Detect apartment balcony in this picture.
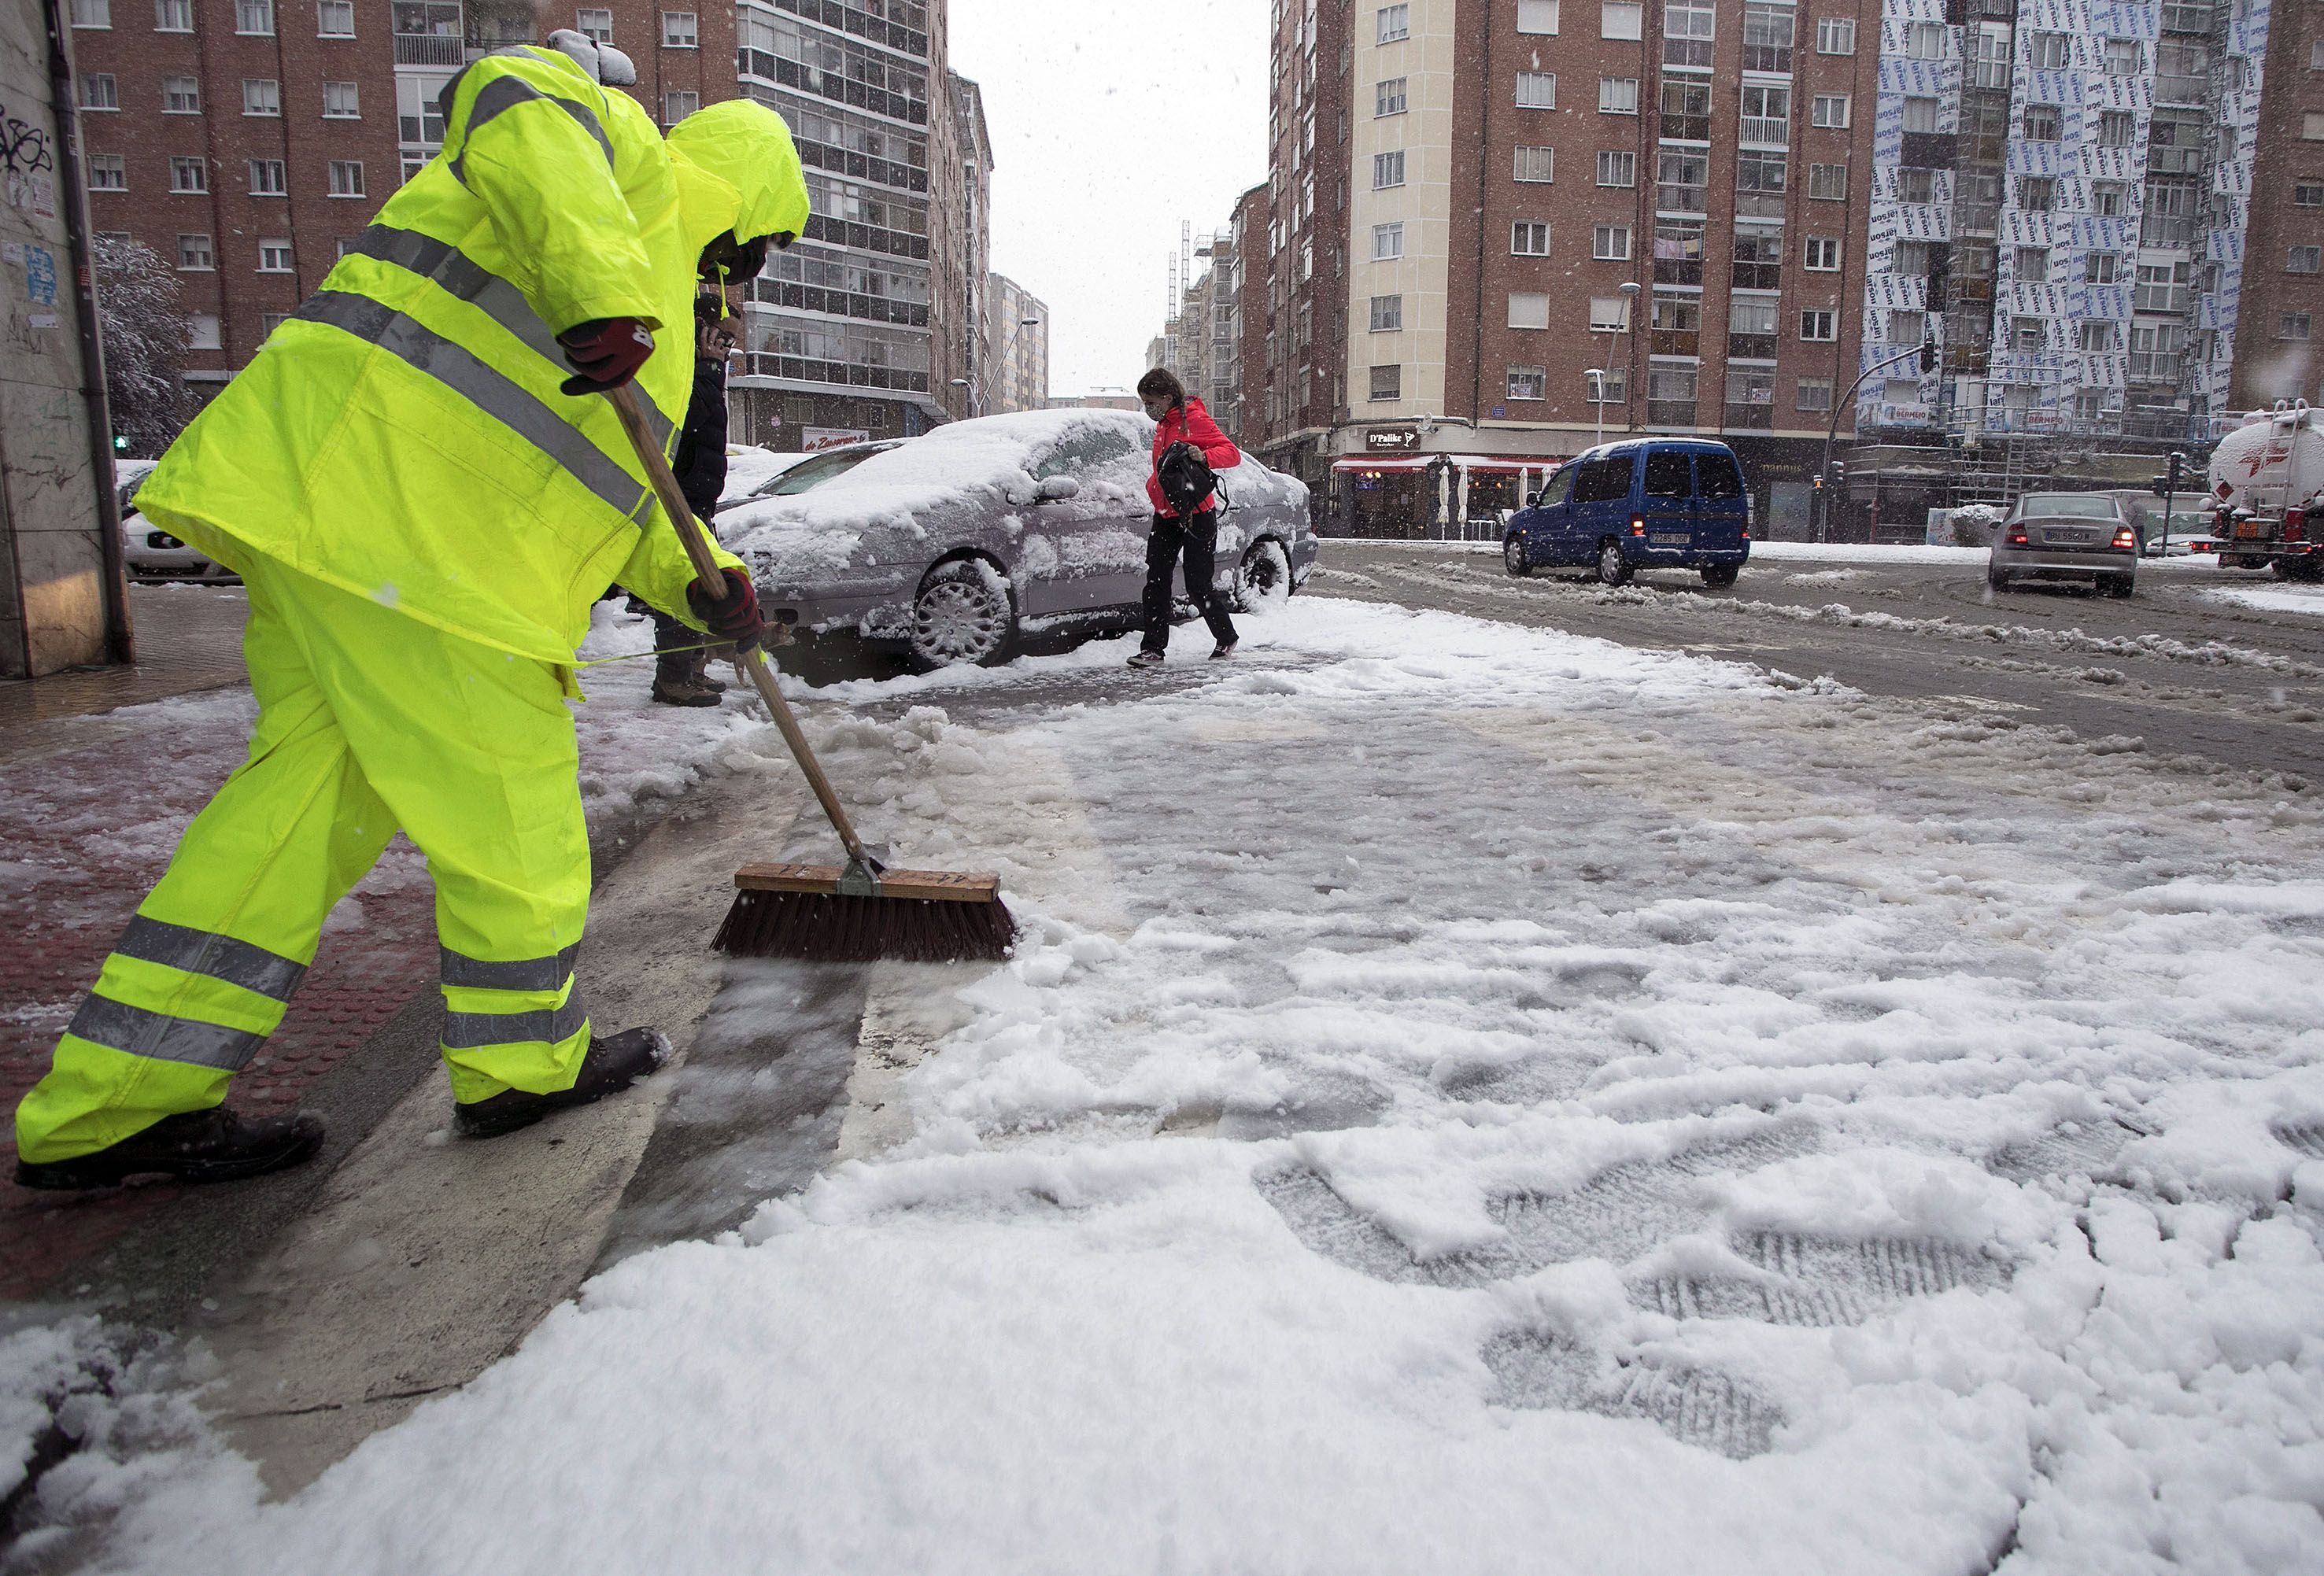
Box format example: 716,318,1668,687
1650,328,1701,356
1739,116,1789,146
1727,334,1779,360
1656,184,1708,214
393,31,464,65
1659,114,1710,141
1738,44,1792,72
1646,401,1698,426
1734,190,1787,220
1653,257,1703,285
1723,402,1775,430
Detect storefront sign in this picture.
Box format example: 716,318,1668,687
803,426,871,451
1364,427,1421,453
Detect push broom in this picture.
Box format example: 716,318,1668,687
604,383,1016,964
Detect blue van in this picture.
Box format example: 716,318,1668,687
1502,439,1752,588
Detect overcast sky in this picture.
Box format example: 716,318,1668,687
949,0,1272,398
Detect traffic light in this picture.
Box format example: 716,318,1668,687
112,433,129,452
1918,336,1938,374
2152,452,2186,498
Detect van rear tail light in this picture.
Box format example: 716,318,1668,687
1631,517,1646,536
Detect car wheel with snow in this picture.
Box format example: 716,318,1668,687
2099,574,2135,599
1502,535,1531,578
1595,540,1633,587
908,559,1016,670
1234,538,1294,614
1986,565,2011,592
1699,563,1738,589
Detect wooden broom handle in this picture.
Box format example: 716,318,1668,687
606,382,872,865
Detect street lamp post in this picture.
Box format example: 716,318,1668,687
1590,281,1641,449
1815,336,1938,543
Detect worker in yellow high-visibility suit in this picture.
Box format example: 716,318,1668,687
13,50,807,1188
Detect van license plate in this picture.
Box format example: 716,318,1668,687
1649,533,1688,546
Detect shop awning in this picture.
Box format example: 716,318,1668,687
1331,454,1568,475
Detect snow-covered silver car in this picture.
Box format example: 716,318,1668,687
1988,492,2137,597
720,410,1316,669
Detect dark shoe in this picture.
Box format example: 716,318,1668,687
1125,649,1165,669
695,670,728,693
453,1028,671,1139
651,677,721,707
14,1106,324,1190
1210,640,1239,660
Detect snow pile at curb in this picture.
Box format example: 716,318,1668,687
20,599,2324,1573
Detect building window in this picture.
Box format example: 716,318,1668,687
1731,297,1779,336
249,157,286,194
1602,0,1642,37
1811,94,1849,129
1369,364,1402,401
1600,76,1639,113
1593,223,1631,260
1888,309,1926,343
1376,76,1407,115
2017,176,2056,211
70,0,109,26
153,0,191,30
1664,0,1713,66
1657,148,1707,209
2285,314,2315,341
2015,246,2049,283
324,80,360,116
2012,317,2046,352
1895,240,1930,274
2306,113,2324,140
80,72,117,109
1512,220,1550,256
1376,4,1410,43
1515,145,1555,182
317,0,353,34
168,156,206,193
1737,149,1788,201
175,233,212,270
243,78,279,116
1517,71,1556,109
1370,294,1402,331
1509,292,1550,329
2104,38,2141,75
1796,377,1833,412
2029,31,2069,68
2135,261,2190,311
1800,236,1838,271
87,153,125,190
576,7,611,43
1648,363,1697,407
1518,0,1560,32
662,9,696,46
161,75,199,112
1742,1,1795,70
327,160,364,197
2078,320,2118,351
1507,366,1548,400
1592,295,1635,330
235,0,272,32
2088,180,2124,216
2023,104,2060,141
188,313,220,350
1587,368,1627,402
1598,149,1635,186
2293,247,2323,274
257,239,293,271
1808,163,1846,201
1371,221,1404,260
1816,16,1854,53
2097,110,2134,146
2296,183,2324,207
2086,252,2122,284
1373,149,1406,188
1901,95,1938,134
665,89,700,123
1904,20,1944,58
1800,308,1837,341
1897,168,1935,204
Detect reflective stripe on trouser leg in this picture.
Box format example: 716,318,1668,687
14,573,399,1164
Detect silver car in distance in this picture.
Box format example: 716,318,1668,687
1987,492,2138,598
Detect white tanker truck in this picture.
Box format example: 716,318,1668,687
2206,403,2324,578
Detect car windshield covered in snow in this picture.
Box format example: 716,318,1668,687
2017,494,2121,519
760,445,896,499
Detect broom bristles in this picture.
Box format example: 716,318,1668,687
714,887,1017,963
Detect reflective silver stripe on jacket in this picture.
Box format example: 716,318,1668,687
294,289,649,518
446,67,615,186
441,993,590,1050
67,994,266,1072
439,942,582,994
113,915,306,1003
343,225,674,449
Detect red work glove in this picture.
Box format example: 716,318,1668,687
557,317,655,396
687,568,765,653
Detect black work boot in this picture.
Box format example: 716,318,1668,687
453,1028,671,1139
651,675,721,707
14,1106,325,1190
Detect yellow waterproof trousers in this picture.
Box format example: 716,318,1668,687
15,556,594,1164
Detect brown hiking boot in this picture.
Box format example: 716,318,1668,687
651,676,722,707
14,1106,325,1190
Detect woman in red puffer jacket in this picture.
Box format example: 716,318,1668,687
1127,366,1243,667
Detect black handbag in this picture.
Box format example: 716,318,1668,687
1155,412,1217,518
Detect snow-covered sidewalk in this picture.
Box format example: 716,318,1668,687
14,597,2324,1574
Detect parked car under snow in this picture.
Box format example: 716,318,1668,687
718,410,1316,669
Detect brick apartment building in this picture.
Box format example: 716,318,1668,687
63,0,997,448
1243,0,2322,538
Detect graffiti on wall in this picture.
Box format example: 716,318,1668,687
0,98,56,220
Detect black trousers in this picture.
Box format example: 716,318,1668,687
1140,508,1240,653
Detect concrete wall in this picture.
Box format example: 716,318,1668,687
0,0,121,678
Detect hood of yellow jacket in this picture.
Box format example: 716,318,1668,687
666,100,811,246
